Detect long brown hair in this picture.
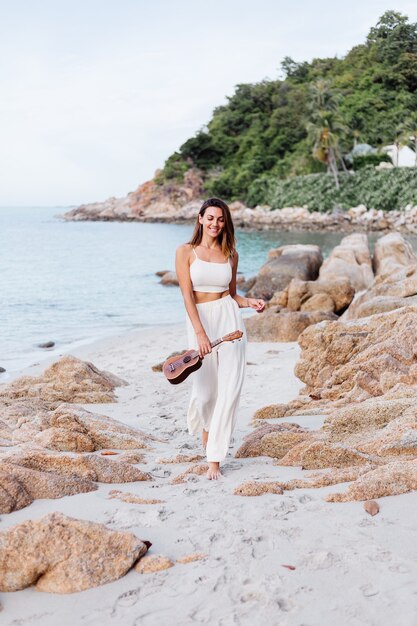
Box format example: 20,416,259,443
188,198,236,258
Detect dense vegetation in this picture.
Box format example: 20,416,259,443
158,11,417,210
249,168,417,212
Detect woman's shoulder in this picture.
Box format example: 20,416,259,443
176,243,194,257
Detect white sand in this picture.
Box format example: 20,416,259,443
1,324,417,626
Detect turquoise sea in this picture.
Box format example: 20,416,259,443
1,206,416,376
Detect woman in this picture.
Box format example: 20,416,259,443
175,198,265,480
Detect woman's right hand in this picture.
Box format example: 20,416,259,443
196,330,212,359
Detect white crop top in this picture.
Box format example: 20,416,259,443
190,247,232,293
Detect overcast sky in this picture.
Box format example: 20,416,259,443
1,0,417,206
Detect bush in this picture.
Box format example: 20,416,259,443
352,153,392,169
249,167,417,212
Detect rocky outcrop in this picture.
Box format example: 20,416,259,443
373,232,417,276
235,423,309,458
0,357,158,512
325,459,417,502
0,445,151,514
268,234,371,319
247,304,417,500
0,462,97,514
294,306,417,405
1,446,151,483
343,235,417,320
247,244,323,300
318,233,373,291
272,277,354,314
0,356,126,407
159,271,179,286
63,168,204,223
245,309,336,342
1,403,156,451
0,513,149,592
62,182,417,235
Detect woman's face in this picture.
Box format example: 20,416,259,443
199,206,225,239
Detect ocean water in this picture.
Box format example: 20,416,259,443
1,206,415,375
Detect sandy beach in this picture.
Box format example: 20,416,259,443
1,323,416,626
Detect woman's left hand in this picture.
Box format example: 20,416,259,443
247,297,265,313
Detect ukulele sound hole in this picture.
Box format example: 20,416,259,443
183,355,191,363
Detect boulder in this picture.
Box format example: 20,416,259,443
373,232,417,277
0,462,96,514
1,446,151,483
343,263,417,320
318,233,373,291
2,403,156,451
235,423,309,458
326,459,417,502
160,271,179,286
245,309,337,342
247,244,323,300
278,436,370,469
0,512,149,592
294,306,417,405
64,168,204,222
0,356,127,406
274,277,354,314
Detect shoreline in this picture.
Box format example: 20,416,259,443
59,205,417,235
3,321,185,383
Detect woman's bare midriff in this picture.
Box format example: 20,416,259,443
193,290,230,304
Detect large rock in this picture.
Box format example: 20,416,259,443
294,306,417,404
0,462,96,514
273,277,354,314
0,356,127,407
63,168,204,222
373,232,417,277
277,436,371,469
1,403,156,452
326,459,417,502
159,271,179,286
247,244,323,300
245,309,336,342
1,446,151,483
343,262,417,320
318,233,373,291
0,513,149,592
235,423,309,458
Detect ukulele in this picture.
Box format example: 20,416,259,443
163,330,243,385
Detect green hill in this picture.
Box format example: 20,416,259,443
157,11,417,210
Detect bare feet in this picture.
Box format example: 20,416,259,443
206,462,221,480
201,429,209,450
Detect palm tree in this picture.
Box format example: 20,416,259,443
398,113,417,166
306,80,348,188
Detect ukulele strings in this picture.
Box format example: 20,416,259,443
168,334,240,369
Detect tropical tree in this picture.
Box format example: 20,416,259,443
306,80,348,188
398,112,417,166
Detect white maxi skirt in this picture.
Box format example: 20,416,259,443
186,295,247,462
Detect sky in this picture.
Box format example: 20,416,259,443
1,0,417,206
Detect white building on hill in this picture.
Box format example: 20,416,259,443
383,144,416,167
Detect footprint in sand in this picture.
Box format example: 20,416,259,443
360,584,380,597
298,494,313,503
300,550,340,570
